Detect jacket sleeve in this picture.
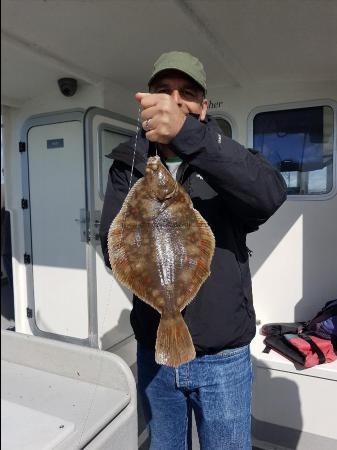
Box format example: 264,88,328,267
170,115,287,232
99,160,131,268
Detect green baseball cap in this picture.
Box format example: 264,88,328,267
148,51,207,92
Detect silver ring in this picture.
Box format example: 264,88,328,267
145,118,151,131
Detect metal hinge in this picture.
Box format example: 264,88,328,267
19,141,26,153
24,254,31,264
21,199,28,209
26,308,33,318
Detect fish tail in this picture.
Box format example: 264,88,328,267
155,310,196,367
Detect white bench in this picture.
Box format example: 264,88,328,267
1,330,137,450
251,327,337,450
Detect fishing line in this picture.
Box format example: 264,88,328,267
77,107,142,449
128,105,142,192
120,106,142,239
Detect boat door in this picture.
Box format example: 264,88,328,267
84,107,138,350
21,108,138,349
21,110,95,345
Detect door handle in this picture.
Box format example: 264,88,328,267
90,210,101,244
74,209,88,242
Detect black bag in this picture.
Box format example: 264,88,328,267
262,299,337,368
304,299,337,340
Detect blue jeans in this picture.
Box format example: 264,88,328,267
137,344,253,450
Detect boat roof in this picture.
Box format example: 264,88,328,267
2,0,337,107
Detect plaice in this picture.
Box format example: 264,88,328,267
108,156,215,367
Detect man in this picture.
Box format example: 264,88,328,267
100,51,287,450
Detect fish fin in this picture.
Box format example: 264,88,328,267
155,311,196,367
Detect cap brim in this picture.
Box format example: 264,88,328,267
148,67,206,92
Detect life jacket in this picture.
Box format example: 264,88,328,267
261,299,337,369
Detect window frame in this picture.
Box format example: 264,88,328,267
209,113,237,140
247,99,337,201
98,123,134,201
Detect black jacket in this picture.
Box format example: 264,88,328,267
100,114,287,354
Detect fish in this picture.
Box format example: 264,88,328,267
108,156,215,367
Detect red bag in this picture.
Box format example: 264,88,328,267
262,301,337,368
283,334,336,368
263,332,337,368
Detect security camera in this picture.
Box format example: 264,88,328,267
57,78,78,97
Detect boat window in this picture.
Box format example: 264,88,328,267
214,117,232,138
99,128,131,199
253,106,334,195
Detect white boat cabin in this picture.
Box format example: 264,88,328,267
1,1,337,449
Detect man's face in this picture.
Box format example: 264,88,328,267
149,70,208,121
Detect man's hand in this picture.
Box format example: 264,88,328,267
135,92,187,144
